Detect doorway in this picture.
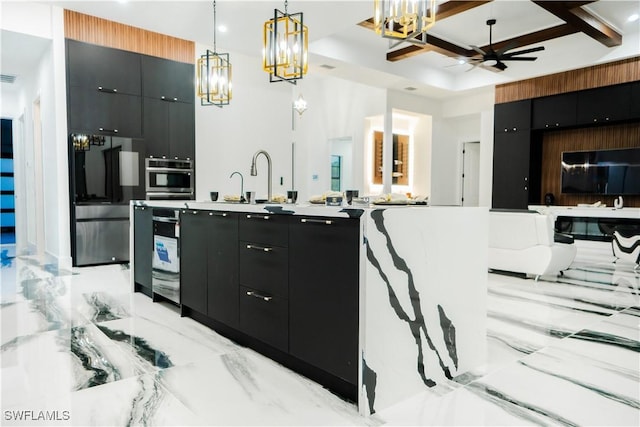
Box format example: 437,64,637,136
462,141,480,207
1,119,15,258
329,137,353,192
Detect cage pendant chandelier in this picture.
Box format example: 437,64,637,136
374,0,437,43
197,0,232,107
262,0,308,84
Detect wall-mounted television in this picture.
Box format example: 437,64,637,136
561,148,640,195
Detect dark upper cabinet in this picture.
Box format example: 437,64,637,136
133,206,153,292
288,216,359,385
494,99,531,133
180,210,208,315
492,132,531,210
68,86,142,137
532,93,577,130
142,55,194,103
631,81,640,119
67,39,141,96
577,84,633,125
143,97,194,160
207,211,239,329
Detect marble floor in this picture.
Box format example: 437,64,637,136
0,244,638,426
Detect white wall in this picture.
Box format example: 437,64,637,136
195,44,293,201
1,4,70,266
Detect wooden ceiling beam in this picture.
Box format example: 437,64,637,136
433,0,494,20
480,23,580,54
532,1,622,47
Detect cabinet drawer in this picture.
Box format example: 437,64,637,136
239,214,288,247
239,241,288,297
239,286,288,352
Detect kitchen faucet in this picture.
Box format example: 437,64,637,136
229,171,245,202
250,150,272,202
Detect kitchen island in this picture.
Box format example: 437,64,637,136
130,200,488,415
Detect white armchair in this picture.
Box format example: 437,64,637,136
612,231,640,270
489,210,577,280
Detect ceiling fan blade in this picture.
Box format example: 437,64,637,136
495,42,517,56
493,61,508,71
502,46,545,57
501,56,538,61
470,45,486,56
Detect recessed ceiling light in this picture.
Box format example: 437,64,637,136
628,13,639,22
458,59,466,65
218,25,228,33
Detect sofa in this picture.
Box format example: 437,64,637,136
489,210,577,280
612,231,640,270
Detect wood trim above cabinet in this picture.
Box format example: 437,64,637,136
64,9,195,64
496,56,640,104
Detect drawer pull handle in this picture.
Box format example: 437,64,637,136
301,218,333,225
98,127,118,133
246,291,272,302
246,244,272,252
97,86,117,93
209,212,228,217
160,96,178,102
246,214,270,220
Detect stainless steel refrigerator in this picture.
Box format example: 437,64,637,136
70,133,145,266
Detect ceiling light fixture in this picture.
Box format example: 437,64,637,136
293,94,308,115
373,0,437,44
263,0,308,84
197,0,232,107
628,13,639,22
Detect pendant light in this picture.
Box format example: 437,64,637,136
263,0,308,84
293,94,307,115
374,0,437,43
197,1,232,107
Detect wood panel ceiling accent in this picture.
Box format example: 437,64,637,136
359,0,622,64
64,10,195,64
495,56,640,103
540,123,640,207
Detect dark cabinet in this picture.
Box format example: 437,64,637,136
289,216,360,385
142,55,194,103
68,86,142,136
239,285,288,352
238,213,289,350
494,100,531,133
143,97,195,160
631,82,640,119
207,211,239,328
577,84,633,125
133,205,153,293
67,39,141,96
180,210,208,314
532,93,577,130
492,132,531,209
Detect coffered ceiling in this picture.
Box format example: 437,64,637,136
8,1,640,98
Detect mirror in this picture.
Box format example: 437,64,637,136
329,137,353,191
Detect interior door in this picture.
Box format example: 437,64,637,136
462,142,480,207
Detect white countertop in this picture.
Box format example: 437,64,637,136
132,199,432,219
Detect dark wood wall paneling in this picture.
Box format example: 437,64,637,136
495,56,640,207
64,10,195,64
539,123,640,207
495,57,640,103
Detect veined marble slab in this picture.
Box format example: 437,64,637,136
361,207,488,414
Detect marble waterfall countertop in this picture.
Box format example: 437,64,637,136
131,200,489,416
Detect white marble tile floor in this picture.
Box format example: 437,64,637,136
1,250,638,426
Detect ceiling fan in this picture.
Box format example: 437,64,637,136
468,19,545,71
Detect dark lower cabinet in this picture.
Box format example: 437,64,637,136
239,285,288,352
207,212,239,328
492,132,531,209
180,210,208,314
239,242,288,297
288,216,360,385
133,205,152,294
